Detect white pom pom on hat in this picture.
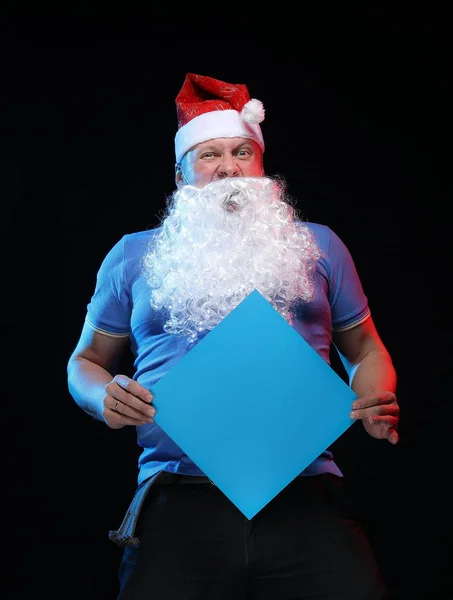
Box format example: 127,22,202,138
174,73,265,163
241,98,265,124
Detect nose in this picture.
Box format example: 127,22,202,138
217,154,240,178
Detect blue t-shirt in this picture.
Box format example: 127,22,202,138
86,222,370,484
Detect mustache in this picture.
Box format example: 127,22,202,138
169,176,296,222
222,190,240,212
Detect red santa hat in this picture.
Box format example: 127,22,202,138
174,73,265,164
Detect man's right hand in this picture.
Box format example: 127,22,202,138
103,374,155,429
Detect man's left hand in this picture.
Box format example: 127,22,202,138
350,392,399,444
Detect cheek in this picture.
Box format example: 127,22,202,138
240,159,264,177
192,164,217,185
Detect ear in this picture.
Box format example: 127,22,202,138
175,164,184,189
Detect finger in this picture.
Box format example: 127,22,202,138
370,405,400,419
108,377,154,418
368,414,399,427
366,414,399,444
352,392,396,410
111,397,155,423
114,375,154,403
387,428,399,445
110,389,155,420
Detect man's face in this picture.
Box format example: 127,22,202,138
176,137,264,189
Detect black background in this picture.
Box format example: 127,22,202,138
2,8,451,599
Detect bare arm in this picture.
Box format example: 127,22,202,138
333,316,399,444
67,322,155,428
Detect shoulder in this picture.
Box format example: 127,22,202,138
99,228,162,276
120,227,163,256
296,221,358,274
299,221,332,239
122,226,162,244
296,221,339,253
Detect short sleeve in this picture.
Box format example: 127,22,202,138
323,228,370,331
85,236,131,336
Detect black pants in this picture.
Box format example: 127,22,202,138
117,473,390,599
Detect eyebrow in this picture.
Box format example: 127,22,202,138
199,141,254,153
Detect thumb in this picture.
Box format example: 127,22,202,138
387,429,399,445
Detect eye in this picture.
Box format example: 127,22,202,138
200,152,217,159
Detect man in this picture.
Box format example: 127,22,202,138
67,73,399,599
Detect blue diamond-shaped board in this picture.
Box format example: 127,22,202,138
152,289,357,519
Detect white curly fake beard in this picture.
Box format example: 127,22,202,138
142,176,322,343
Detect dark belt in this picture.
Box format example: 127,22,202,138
108,471,214,548
157,472,215,485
